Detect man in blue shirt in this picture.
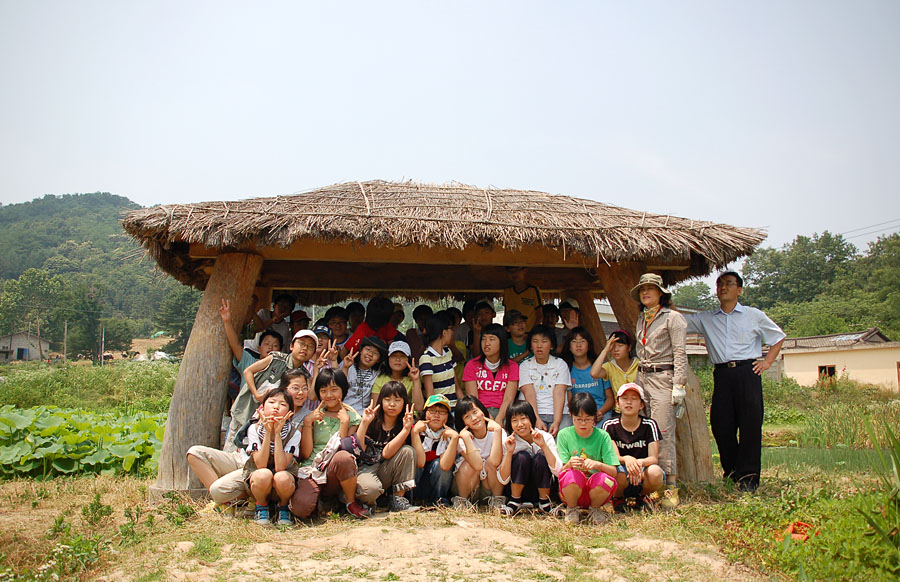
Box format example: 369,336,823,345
684,271,785,492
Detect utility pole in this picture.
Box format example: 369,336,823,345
100,324,105,366
63,321,67,362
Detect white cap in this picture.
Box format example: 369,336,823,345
616,382,647,402
388,340,411,357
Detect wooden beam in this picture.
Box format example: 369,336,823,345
189,238,691,270
257,261,602,293
152,252,263,496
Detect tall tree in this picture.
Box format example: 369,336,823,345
671,281,717,310
155,285,203,353
742,231,857,310
0,269,66,357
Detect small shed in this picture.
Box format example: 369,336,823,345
0,332,51,362
781,327,900,391
123,180,766,493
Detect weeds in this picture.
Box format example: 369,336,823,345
81,492,113,526
0,361,177,414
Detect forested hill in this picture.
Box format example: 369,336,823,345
0,193,139,280
0,193,201,357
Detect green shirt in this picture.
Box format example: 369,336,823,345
556,426,618,473
508,339,528,361
300,405,361,467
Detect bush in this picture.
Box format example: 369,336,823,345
0,361,177,414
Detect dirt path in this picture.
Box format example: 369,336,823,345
98,510,762,582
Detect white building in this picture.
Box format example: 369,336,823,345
0,332,52,362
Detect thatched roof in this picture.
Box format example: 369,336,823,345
122,180,766,296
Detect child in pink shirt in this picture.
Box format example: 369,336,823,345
462,323,519,422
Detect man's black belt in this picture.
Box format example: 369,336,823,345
638,364,675,373
714,359,756,369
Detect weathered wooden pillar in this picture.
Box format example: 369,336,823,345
152,252,263,496
567,290,605,351
596,261,644,332
598,261,714,482
676,367,716,482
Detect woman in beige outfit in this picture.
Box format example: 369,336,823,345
631,273,687,511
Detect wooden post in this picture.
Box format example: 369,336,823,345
675,367,716,482
567,290,605,351
596,261,645,332
598,261,715,483
151,252,263,497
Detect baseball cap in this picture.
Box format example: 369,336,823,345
423,394,452,412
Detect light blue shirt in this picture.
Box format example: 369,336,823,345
684,303,785,365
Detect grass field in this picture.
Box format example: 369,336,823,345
0,362,898,580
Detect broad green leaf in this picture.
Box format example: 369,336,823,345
108,444,137,458
0,412,33,430
122,453,140,472
36,442,64,456
51,458,77,473
81,449,112,466
0,441,31,464
132,418,158,433
33,415,66,431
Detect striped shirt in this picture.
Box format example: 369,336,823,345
420,346,457,404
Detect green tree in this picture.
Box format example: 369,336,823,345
155,285,203,353
0,269,66,357
742,231,857,310
671,281,717,310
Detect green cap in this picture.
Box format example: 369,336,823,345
423,394,452,413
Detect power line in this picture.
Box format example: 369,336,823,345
839,218,900,236
844,224,900,241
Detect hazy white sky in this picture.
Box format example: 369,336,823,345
2,1,899,252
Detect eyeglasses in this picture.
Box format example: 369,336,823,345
716,281,739,288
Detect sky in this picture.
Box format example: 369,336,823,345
2,1,899,255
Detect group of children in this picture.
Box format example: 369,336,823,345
187,293,669,526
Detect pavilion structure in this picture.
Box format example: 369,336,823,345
123,180,766,494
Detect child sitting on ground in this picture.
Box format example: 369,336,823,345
601,383,665,511
450,396,506,510
242,387,302,526
497,401,561,516
556,393,619,524
410,394,458,507
355,381,418,511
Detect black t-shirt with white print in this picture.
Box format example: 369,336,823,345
601,416,661,461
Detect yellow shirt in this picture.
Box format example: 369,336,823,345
503,285,542,330
371,375,415,399
601,358,640,391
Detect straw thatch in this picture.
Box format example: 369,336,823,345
122,180,766,292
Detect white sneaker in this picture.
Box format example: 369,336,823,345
564,507,581,524
487,495,507,511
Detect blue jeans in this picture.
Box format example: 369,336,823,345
414,458,452,506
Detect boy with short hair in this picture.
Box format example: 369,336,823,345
503,309,530,364
411,394,458,506
601,383,665,511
